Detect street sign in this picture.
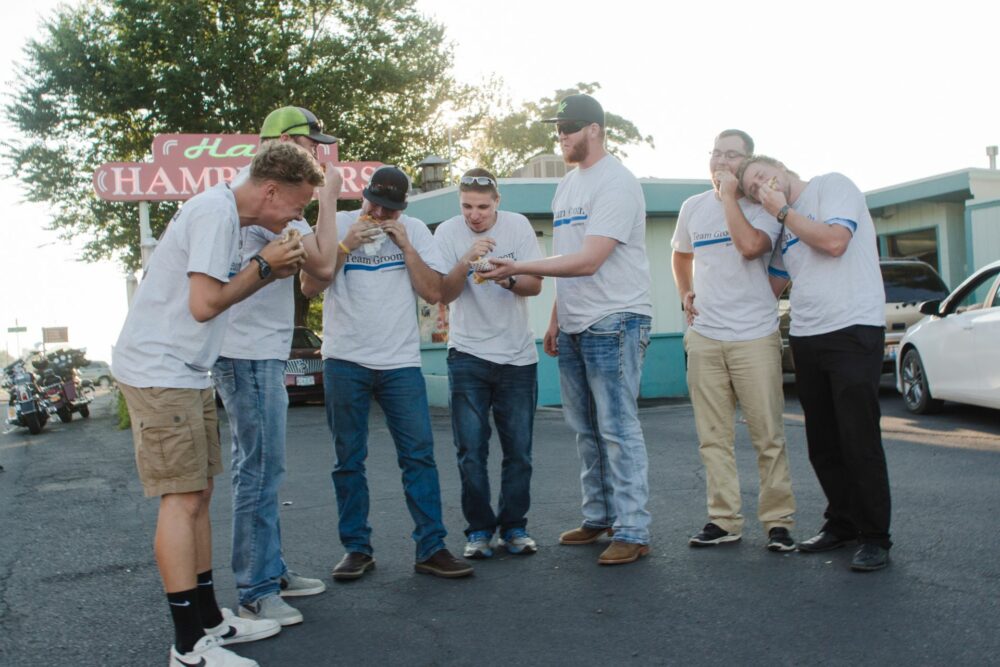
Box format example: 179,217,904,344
42,327,69,344
7,327,27,333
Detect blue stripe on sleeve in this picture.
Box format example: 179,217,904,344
826,217,858,233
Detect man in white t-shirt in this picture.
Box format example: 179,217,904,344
671,130,797,553
739,155,892,573
301,166,473,580
213,107,341,628
435,168,544,560
481,94,654,566
112,142,322,667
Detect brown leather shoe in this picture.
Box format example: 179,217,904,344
414,549,474,578
559,525,614,545
598,540,651,565
331,552,375,581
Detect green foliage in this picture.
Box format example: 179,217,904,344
454,81,655,178
116,389,131,430
5,0,458,270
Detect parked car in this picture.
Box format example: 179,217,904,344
285,327,324,404
895,259,1000,414
77,360,114,387
778,258,950,373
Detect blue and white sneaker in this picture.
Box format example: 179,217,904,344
463,530,494,559
500,528,538,555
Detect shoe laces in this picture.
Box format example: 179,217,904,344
506,528,529,541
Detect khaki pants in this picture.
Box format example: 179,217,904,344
684,329,795,533
119,383,222,497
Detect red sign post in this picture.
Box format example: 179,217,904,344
93,134,381,202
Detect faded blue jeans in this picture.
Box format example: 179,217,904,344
557,312,652,544
447,349,537,537
212,357,288,606
324,360,448,562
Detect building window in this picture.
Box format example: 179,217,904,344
882,228,938,270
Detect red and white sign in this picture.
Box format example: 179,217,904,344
93,134,381,202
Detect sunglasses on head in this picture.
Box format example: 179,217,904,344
280,118,325,135
368,183,404,197
556,121,590,136
460,176,497,187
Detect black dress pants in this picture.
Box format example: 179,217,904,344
790,325,892,549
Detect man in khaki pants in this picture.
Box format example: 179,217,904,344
671,129,796,552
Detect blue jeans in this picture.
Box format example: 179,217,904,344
557,313,652,544
212,357,288,606
447,349,537,537
323,360,447,562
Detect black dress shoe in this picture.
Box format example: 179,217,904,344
331,552,375,580
797,530,855,553
851,544,890,572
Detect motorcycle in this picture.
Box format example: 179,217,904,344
3,360,50,435
32,349,93,422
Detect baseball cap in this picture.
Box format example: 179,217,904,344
259,106,339,144
363,166,409,211
541,94,605,127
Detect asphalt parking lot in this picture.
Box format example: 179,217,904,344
1,386,998,666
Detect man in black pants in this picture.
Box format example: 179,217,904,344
739,155,892,572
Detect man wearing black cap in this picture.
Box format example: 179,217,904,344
301,166,473,580
213,106,341,628
481,94,654,566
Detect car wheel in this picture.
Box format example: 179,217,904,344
900,348,943,414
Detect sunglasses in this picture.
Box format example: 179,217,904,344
279,118,325,135
460,176,497,187
368,183,405,198
556,121,591,136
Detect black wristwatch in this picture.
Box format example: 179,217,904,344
250,254,272,280
504,276,518,290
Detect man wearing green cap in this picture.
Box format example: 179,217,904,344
480,93,654,566
213,106,342,628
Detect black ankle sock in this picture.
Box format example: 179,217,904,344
167,588,205,654
196,570,225,629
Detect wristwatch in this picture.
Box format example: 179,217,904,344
250,254,272,280
504,276,518,290
776,205,791,223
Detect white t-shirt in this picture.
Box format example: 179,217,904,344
767,173,886,337
672,189,783,341
321,209,448,369
434,211,542,366
220,218,314,360
112,184,242,388
551,154,653,334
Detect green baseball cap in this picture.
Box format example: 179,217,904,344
259,106,338,144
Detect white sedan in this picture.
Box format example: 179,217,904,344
896,259,1000,413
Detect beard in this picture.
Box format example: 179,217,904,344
562,138,589,165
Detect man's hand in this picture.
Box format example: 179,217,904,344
478,256,517,281
758,181,788,217
342,218,377,252
682,290,699,326
461,237,496,264
319,163,343,205
715,170,740,200
381,219,411,251
258,236,306,278
543,319,559,357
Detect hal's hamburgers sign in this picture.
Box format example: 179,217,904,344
93,134,381,201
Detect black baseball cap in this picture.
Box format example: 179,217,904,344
363,166,409,211
541,93,605,127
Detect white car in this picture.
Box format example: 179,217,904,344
896,259,1000,413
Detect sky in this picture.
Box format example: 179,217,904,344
1,0,998,361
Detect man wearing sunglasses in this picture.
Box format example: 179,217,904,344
213,106,340,629
671,130,797,554
435,168,544,560
480,94,654,566
301,166,474,580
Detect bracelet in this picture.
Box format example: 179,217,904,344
339,241,351,255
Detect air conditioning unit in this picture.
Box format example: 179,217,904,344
512,154,568,179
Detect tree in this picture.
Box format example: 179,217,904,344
4,0,459,270
454,81,655,178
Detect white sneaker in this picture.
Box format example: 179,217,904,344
239,593,304,626
279,570,327,597
207,607,281,645
169,634,258,667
